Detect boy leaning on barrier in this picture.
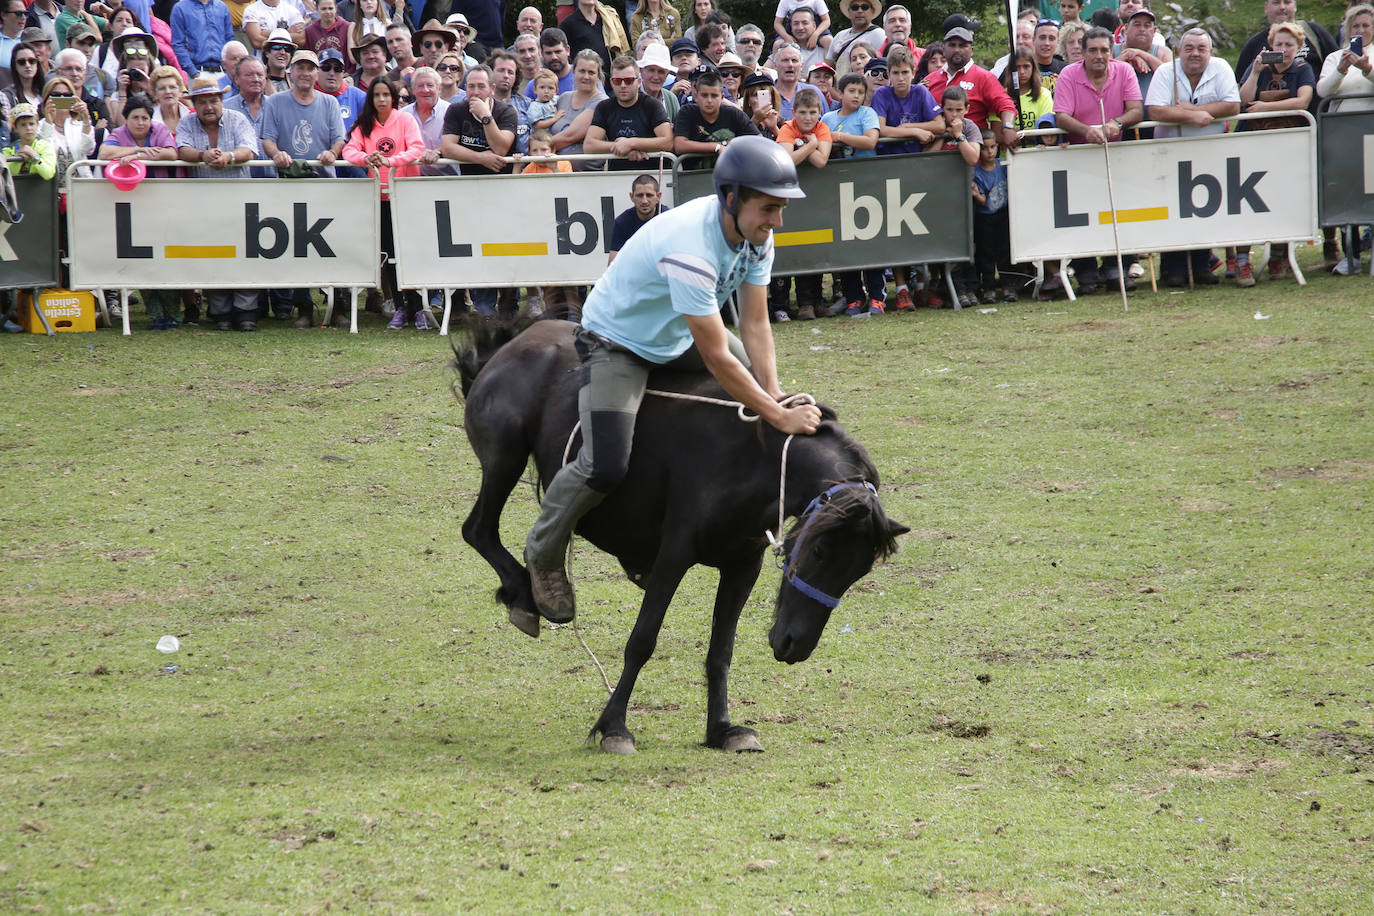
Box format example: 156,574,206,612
822,71,885,317
769,85,829,321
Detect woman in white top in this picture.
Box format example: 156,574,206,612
1317,4,1374,273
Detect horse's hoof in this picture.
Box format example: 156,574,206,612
722,732,764,753
600,735,636,755
508,606,540,638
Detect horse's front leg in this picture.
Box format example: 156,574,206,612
588,556,691,754
703,555,765,752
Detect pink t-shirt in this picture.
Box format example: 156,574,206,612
1052,58,1142,144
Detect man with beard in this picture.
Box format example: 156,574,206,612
1052,27,1142,295
176,74,261,329
585,55,672,169
923,26,1016,148
488,48,532,153
828,0,884,76
527,27,575,97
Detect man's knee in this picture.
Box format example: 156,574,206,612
584,409,635,492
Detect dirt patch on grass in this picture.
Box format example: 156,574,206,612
108,548,155,562
0,585,213,610
1242,728,1374,758
933,713,991,739
1178,759,1290,779
1180,497,1231,512
1262,459,1373,482
325,362,433,389
1037,480,1089,494
1061,319,1123,334
1271,372,1331,392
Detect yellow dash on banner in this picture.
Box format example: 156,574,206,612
164,245,236,259
1097,207,1168,224
774,229,834,247
481,242,548,256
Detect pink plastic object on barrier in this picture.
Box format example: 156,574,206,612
105,159,147,192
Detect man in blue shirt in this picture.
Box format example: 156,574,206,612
523,136,823,624
171,0,234,75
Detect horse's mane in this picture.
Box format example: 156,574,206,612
450,314,540,398
799,482,902,562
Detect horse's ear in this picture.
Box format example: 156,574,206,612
886,519,911,538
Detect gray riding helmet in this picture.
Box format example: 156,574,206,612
713,135,807,214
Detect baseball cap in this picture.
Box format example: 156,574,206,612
318,48,345,64
9,102,38,126
289,49,320,67
65,22,100,44
944,26,974,42
1128,8,1156,20
669,37,698,57
19,27,51,44
863,56,889,73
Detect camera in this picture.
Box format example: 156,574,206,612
1259,50,1284,65
128,68,147,83
1352,36,1364,56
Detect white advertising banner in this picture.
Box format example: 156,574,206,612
68,178,381,289
389,171,674,289
1007,126,1319,262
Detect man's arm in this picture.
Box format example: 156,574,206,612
683,294,820,435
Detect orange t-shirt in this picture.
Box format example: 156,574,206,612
521,160,574,174
776,119,833,148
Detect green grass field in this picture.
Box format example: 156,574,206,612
2,256,1371,913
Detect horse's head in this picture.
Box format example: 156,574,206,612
768,481,909,663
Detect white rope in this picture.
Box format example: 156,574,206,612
554,389,817,681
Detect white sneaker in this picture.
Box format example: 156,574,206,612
772,310,791,322
381,298,395,316
1128,262,1145,279
1334,257,1360,276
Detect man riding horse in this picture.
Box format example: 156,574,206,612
524,136,825,625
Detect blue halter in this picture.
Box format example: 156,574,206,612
782,481,877,610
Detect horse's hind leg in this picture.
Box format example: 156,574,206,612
463,443,541,637
703,556,765,753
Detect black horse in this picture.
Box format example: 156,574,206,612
456,319,908,754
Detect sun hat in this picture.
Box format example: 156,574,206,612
111,26,154,56
412,19,458,55
187,72,226,96
444,13,477,40
636,42,672,71
840,0,882,18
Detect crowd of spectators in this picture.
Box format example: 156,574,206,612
1,0,1371,332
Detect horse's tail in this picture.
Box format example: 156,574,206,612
450,315,537,398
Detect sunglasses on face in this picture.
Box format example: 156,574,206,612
436,63,460,71
15,57,37,66
738,37,762,44
610,75,637,85
1037,17,1061,26
123,48,150,57
850,2,871,9
422,39,448,49
320,61,344,71
268,44,293,52
49,91,75,98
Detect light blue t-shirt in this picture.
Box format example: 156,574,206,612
582,195,774,364
822,105,880,159
261,90,346,171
